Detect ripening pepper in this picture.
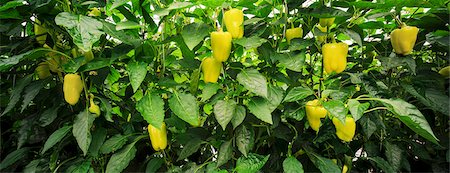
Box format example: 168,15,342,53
439,66,450,78
322,42,348,74
224,8,244,39
34,19,47,45
319,17,335,27
343,165,349,173
305,99,328,132
84,50,94,62
286,27,303,44
88,94,101,117
390,23,419,55
316,25,327,43
211,29,232,62
202,57,222,83
63,74,84,105
35,62,51,79
148,122,168,151
88,7,101,17
332,116,356,142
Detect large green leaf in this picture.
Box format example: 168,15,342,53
1,74,32,116
283,157,304,173
73,110,96,156
237,69,268,98
247,97,273,124
136,92,165,129
231,105,246,129
235,153,270,173
181,23,211,50
322,100,348,124
0,147,29,170
21,79,46,112
276,51,306,72
41,126,72,154
235,125,254,157
305,149,341,173
347,99,370,121
100,134,128,154
55,12,104,52
283,86,314,103
214,100,237,130
0,49,47,72
127,61,148,93
233,36,268,49
168,92,200,127
105,142,137,173
177,138,203,161
217,140,232,167
377,98,439,144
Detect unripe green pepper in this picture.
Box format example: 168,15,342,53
35,62,51,79
211,29,232,62
63,74,84,105
390,23,419,55
439,66,450,78
319,18,335,27
202,57,222,83
286,27,303,44
148,122,168,151
224,8,244,39
332,116,356,142
305,99,328,131
322,42,348,74
34,19,47,45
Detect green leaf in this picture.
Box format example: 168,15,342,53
377,98,439,144
61,56,85,73
98,97,113,122
384,142,402,172
305,149,341,173
235,153,270,173
233,36,268,49
136,92,165,129
283,86,314,103
177,138,203,161
116,21,141,30
190,69,201,95
277,51,306,72
127,61,148,93
38,105,60,126
55,12,104,52
88,127,107,157
73,110,95,156
217,140,232,167
237,69,268,98
368,157,395,173
0,147,29,170
267,85,284,111
359,116,377,139
283,157,304,173
235,125,254,157
41,126,72,154
0,49,47,72
247,97,273,124
322,100,348,124
2,74,32,116
342,29,362,46
109,0,129,11
231,105,246,129
347,99,370,121
100,134,129,154
23,159,41,173
105,142,137,173
145,158,164,173
102,22,141,47
201,83,220,102
214,100,237,130
402,84,449,116
168,92,200,127
21,79,46,112
0,0,26,12
181,23,211,50
67,159,91,173
79,58,111,72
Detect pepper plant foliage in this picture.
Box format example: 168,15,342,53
1,0,449,172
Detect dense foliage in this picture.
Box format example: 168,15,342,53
1,0,449,172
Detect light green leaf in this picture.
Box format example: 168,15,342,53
347,99,370,121
283,86,314,103
136,92,165,129
214,100,237,130
277,51,306,72
283,157,304,173
41,126,72,154
181,23,211,50
168,92,200,127
233,36,268,49
100,134,128,154
247,97,273,124
217,140,232,167
237,69,268,98
190,69,201,95
0,49,47,72
127,61,148,93
105,142,137,173
235,153,270,173
116,21,141,30
73,110,95,156
55,12,103,52
231,106,246,129
377,98,439,144
201,83,220,102
322,100,348,124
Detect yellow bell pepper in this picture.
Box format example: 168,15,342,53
34,19,47,45
63,74,84,105
201,57,222,83
35,62,51,79
286,27,303,44
305,99,328,132
390,23,419,55
332,116,356,142
316,25,327,43
148,122,168,151
211,29,232,62
88,94,101,117
88,7,101,17
322,42,348,74
439,66,450,78
342,164,349,173
224,8,244,39
319,18,335,27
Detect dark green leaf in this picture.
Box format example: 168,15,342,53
105,142,137,173
0,49,47,72
368,157,395,173
277,51,306,72
73,110,95,156
235,125,254,157
41,126,72,154
0,147,29,170
39,105,60,126
100,134,129,154
21,79,46,112
231,105,246,129
214,100,237,130
247,97,273,124
305,149,340,173
88,127,107,157
217,140,232,167
2,75,32,116
145,158,164,173
237,69,268,98
177,138,203,161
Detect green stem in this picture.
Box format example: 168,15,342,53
364,107,388,114
285,122,298,157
